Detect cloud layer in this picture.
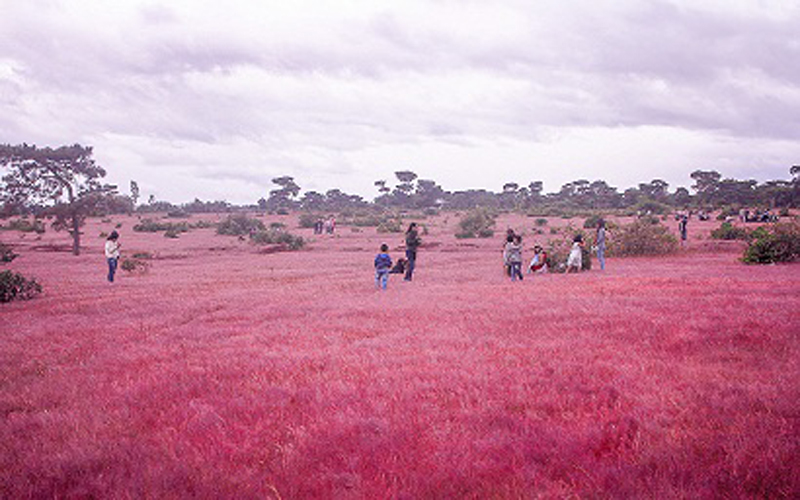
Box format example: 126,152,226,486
2,0,799,203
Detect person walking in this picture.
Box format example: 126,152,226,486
404,222,421,281
506,235,524,281
374,243,392,291
596,219,607,271
105,230,121,282
678,215,688,247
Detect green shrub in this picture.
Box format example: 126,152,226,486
121,257,149,274
0,270,42,302
456,208,496,238
716,206,740,221
133,219,190,234
1,243,18,263
269,222,287,230
711,222,749,241
634,199,670,215
131,251,153,259
164,229,180,238
535,218,548,226
190,220,216,229
583,214,605,229
609,219,678,257
251,229,305,250
743,222,800,264
217,215,265,236
3,218,46,234
298,213,318,228
377,218,403,233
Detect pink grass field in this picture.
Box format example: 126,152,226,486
1,213,799,498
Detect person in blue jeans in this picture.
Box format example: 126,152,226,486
374,243,392,290
596,219,607,271
105,230,121,282
404,222,421,281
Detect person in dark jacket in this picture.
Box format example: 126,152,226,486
374,243,392,290
404,222,421,281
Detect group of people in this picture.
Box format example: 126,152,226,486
373,222,421,290
739,208,778,223
312,216,337,235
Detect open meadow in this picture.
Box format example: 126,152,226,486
1,212,799,498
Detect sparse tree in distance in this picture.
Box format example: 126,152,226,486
130,180,140,207
0,143,117,255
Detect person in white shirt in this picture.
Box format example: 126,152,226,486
567,234,583,273
105,230,121,282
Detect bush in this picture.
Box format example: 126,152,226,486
298,213,318,228
0,270,42,302
217,215,265,236
0,243,18,262
535,218,548,226
133,219,190,234
377,218,403,233
456,208,496,238
251,229,305,250
609,220,678,257
583,214,605,229
3,218,46,234
711,222,749,241
121,257,149,274
164,229,180,238
634,199,670,215
743,222,800,264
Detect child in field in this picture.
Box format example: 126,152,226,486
374,243,392,290
567,234,583,273
105,230,121,282
389,257,407,275
505,235,524,281
528,244,548,274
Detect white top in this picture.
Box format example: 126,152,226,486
567,242,582,268
105,240,120,259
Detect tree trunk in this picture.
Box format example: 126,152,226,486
71,213,81,255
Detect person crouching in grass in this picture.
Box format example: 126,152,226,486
567,234,584,273
374,243,392,290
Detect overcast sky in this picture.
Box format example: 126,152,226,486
2,0,799,204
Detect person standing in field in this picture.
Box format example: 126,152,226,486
374,243,392,291
678,214,688,247
502,228,516,276
404,222,421,281
105,230,121,283
567,234,583,273
596,219,607,271
506,234,524,281
528,244,548,274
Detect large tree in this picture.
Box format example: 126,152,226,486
0,143,117,255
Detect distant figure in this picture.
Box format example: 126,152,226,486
678,215,688,247
596,219,607,271
503,228,516,276
404,222,422,281
528,245,548,274
314,218,324,235
389,258,407,275
105,230,121,282
567,234,583,273
505,235,524,281
374,243,392,291
326,215,336,234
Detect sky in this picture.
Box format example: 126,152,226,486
1,0,799,204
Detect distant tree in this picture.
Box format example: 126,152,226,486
130,180,140,207
299,191,325,211
267,176,301,212
148,194,156,205
673,187,692,206
257,197,267,212
0,143,117,255
690,170,722,204
414,179,445,208
639,179,669,201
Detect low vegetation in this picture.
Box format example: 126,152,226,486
456,208,496,238
0,242,17,262
216,215,265,236
710,222,750,241
0,269,42,302
2,218,46,234
250,229,305,250
743,221,800,264
608,219,679,256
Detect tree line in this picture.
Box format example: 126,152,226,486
1,143,798,254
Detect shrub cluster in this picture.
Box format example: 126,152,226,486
608,219,678,256
743,222,800,264
377,218,403,233
456,208,496,238
251,229,305,250
711,222,750,241
133,219,191,235
1,243,18,263
216,215,265,236
2,218,46,234
0,270,42,302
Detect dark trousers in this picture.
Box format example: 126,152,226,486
107,257,118,282
404,250,417,281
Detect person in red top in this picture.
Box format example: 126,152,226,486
528,244,548,274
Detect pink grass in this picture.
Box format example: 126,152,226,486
1,213,799,498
